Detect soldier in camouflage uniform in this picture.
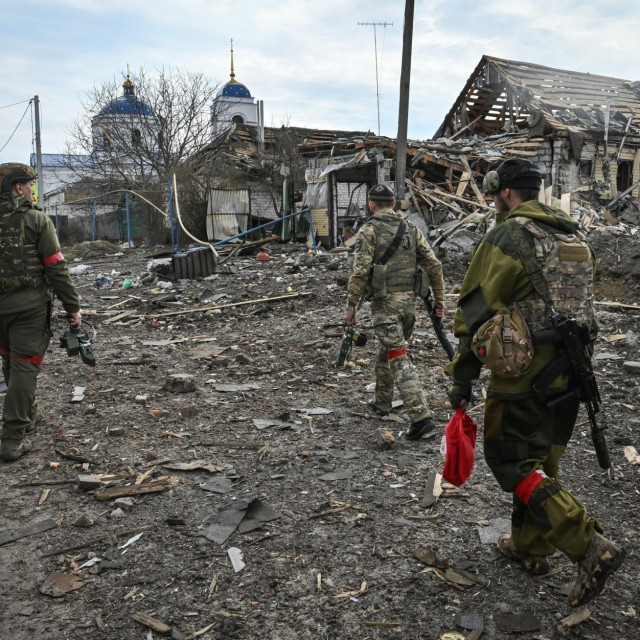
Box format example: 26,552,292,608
345,184,445,440
446,159,624,606
0,163,82,462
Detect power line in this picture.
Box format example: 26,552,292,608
0,100,32,154
0,98,30,110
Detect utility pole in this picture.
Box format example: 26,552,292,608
33,95,44,209
358,21,393,136
395,0,414,200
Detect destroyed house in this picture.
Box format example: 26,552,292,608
435,55,640,204
191,122,369,242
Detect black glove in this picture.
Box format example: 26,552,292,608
448,382,472,410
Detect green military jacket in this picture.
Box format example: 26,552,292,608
0,193,80,315
346,208,445,309
445,200,597,398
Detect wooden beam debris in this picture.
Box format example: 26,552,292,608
94,476,181,501
145,291,313,319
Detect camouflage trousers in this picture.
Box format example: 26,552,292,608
0,304,50,443
484,393,601,562
371,293,430,423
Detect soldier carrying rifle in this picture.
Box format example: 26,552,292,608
445,158,625,606
345,184,445,440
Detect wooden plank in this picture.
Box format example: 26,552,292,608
0,518,57,546
145,292,313,319
434,187,492,210
94,476,181,501
459,156,487,206
132,612,171,633
103,310,138,324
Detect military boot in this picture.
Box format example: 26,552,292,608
0,439,32,462
496,533,551,576
569,532,625,607
405,417,435,440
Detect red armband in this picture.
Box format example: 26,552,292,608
43,252,64,267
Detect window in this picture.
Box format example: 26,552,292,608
579,160,592,178
132,129,142,146
232,114,245,124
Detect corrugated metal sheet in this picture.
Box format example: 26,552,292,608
206,188,250,241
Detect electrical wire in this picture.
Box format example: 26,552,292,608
0,98,30,110
0,100,32,154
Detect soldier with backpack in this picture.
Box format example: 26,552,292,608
445,158,624,606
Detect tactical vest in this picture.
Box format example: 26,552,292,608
0,203,45,292
369,215,417,293
508,216,594,332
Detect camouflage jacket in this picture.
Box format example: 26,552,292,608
0,193,80,315
445,200,597,397
346,208,444,309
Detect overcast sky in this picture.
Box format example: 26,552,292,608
1,0,639,165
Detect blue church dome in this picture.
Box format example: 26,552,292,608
99,76,154,116
219,81,252,98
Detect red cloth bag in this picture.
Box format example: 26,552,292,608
442,408,478,486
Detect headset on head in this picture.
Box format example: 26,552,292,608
483,162,542,195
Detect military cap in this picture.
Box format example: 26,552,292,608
0,162,37,193
368,183,396,203
483,158,542,195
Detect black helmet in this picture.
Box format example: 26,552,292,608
483,159,542,195
0,162,37,193
368,183,396,204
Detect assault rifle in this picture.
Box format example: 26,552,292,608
335,326,368,368
535,313,612,476
424,291,455,361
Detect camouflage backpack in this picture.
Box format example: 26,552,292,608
472,306,535,378
507,215,595,332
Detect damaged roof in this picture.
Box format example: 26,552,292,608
192,123,370,177
436,55,640,140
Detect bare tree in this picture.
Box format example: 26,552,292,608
64,66,225,189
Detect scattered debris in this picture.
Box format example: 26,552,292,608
40,573,85,597
94,476,181,501
556,607,591,632
0,518,58,546
227,547,245,572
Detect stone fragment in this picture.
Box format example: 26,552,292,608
622,361,640,374
107,426,125,436
114,497,135,511
77,474,103,491
375,428,395,450
135,395,148,404
72,513,96,528
110,508,125,520
163,373,196,393
235,352,253,364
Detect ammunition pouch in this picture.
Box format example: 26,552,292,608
370,263,388,299
472,306,534,378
